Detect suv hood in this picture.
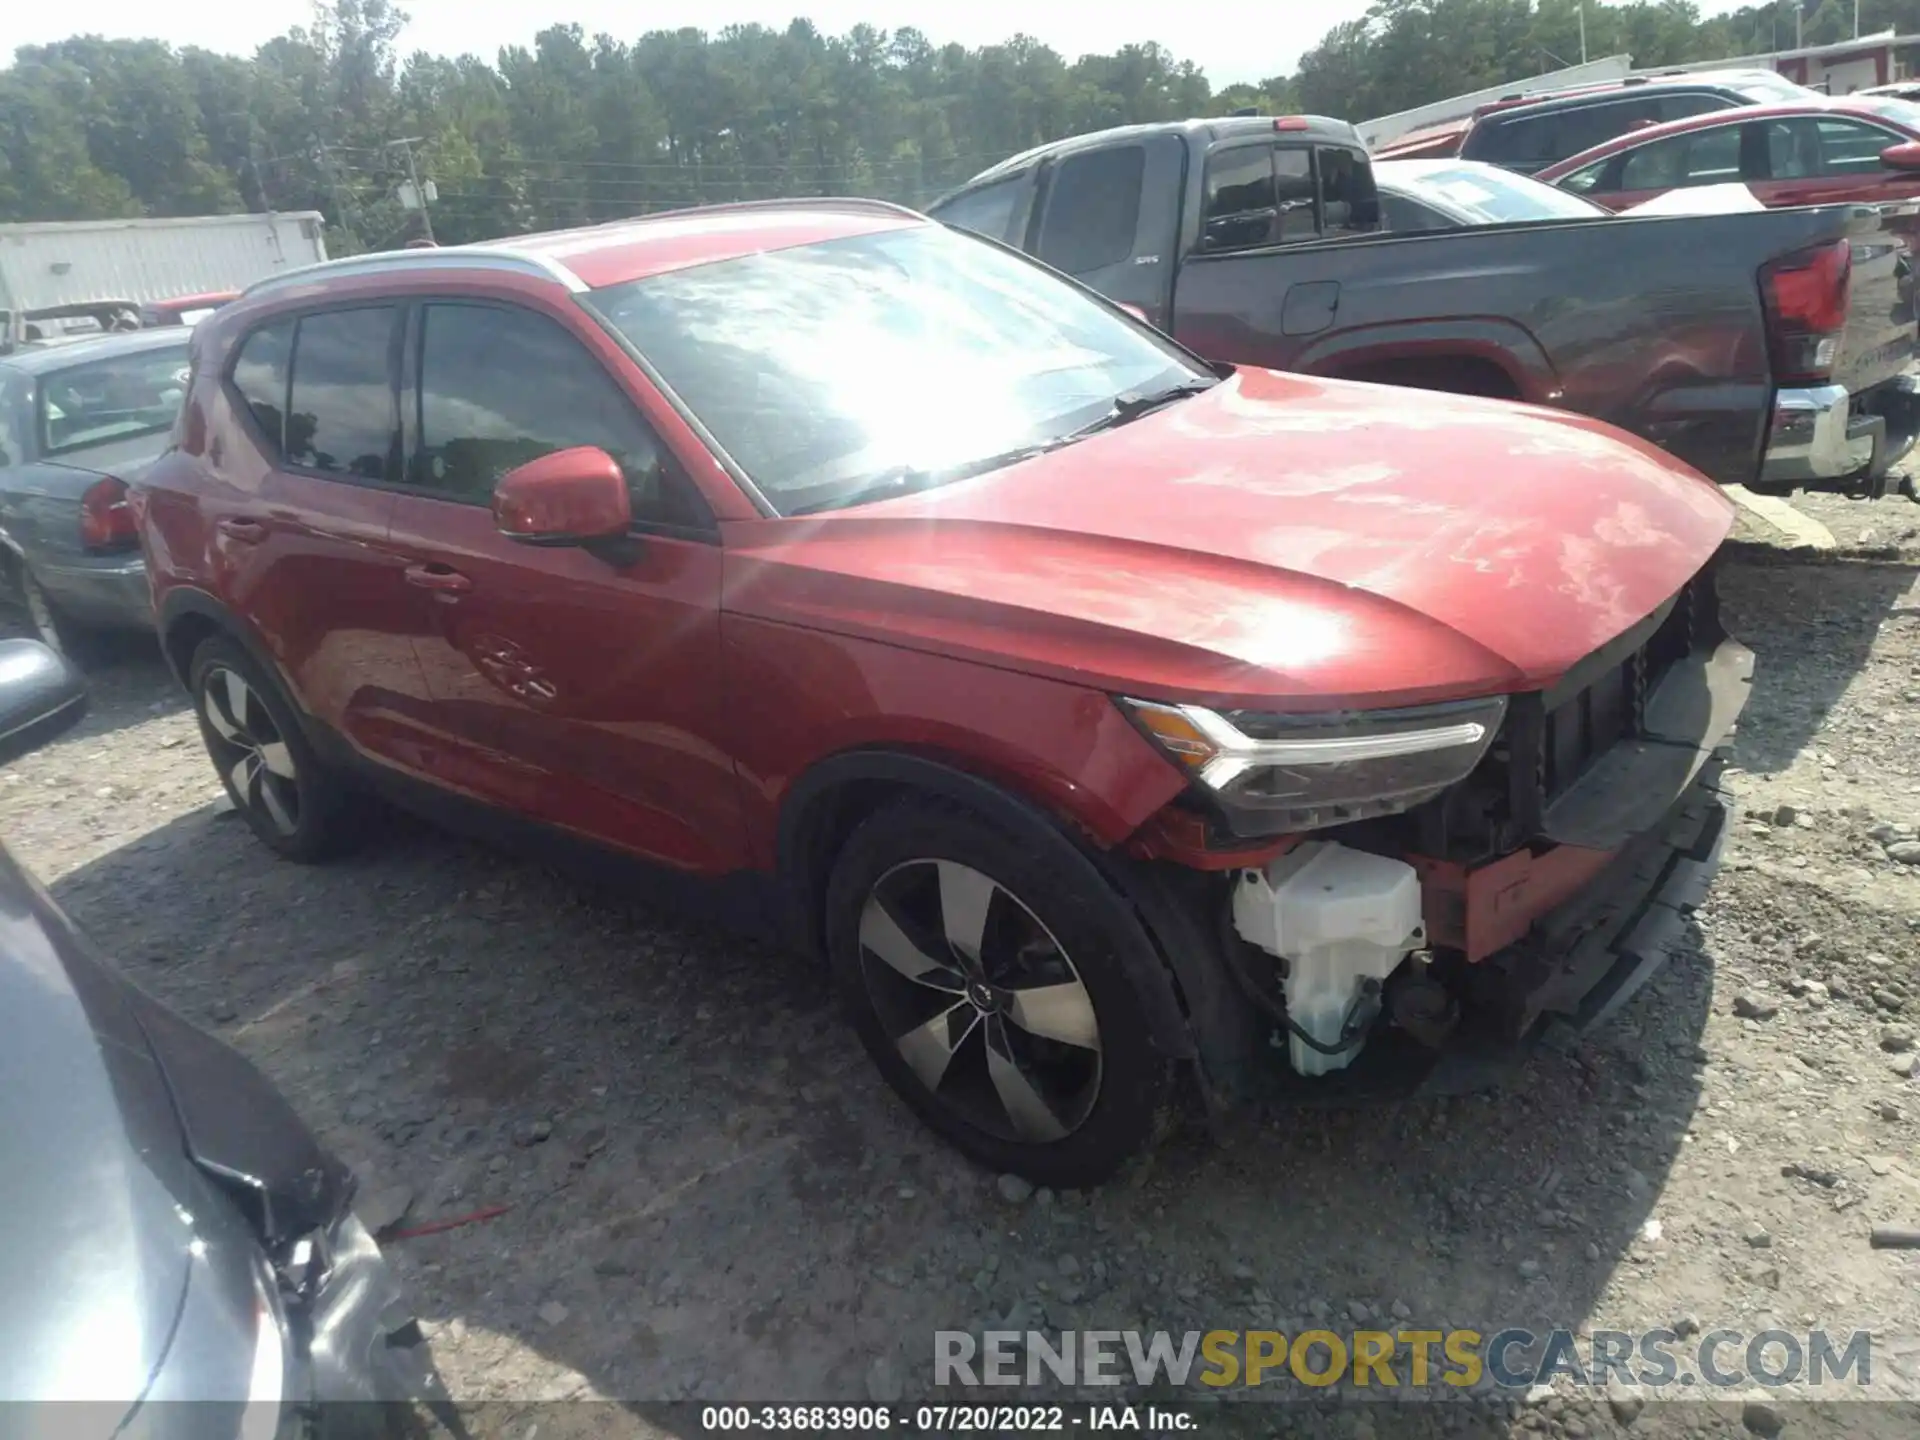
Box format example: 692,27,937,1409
723,367,1734,709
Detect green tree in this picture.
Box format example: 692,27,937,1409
0,0,1870,242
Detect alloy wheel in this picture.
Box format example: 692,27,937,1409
857,859,1102,1143
201,666,301,836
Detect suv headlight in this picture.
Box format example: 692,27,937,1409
1119,694,1507,836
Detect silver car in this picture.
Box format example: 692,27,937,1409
0,637,447,1434
0,330,191,657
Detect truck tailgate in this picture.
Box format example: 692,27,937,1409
1831,204,1918,399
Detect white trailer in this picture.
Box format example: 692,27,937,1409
0,212,328,340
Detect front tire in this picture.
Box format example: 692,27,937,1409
825,798,1171,1187
189,634,364,862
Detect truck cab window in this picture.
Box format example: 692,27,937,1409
1035,146,1144,276
1317,146,1380,234
1204,146,1278,252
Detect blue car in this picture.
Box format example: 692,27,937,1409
0,330,191,657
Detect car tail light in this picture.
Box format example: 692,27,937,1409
1274,116,1311,131
1762,239,1851,384
79,476,138,552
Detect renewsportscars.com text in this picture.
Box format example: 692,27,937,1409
934,1328,1878,1393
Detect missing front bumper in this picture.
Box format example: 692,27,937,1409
1210,768,1731,1105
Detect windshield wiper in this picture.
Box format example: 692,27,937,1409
784,380,1217,516
786,444,1058,516
1066,378,1218,439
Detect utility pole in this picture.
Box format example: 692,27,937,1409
1579,2,1588,64
388,136,436,244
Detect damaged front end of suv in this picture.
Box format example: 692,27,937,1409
1121,558,1749,1107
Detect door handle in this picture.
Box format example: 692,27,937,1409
403,563,473,594
216,518,267,544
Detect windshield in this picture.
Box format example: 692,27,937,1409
37,346,190,457
1859,96,1920,130
1735,74,1816,104
1397,165,1605,222
591,225,1207,516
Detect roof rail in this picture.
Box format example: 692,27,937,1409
626,195,927,223
240,244,587,300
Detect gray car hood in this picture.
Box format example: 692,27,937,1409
0,856,198,1407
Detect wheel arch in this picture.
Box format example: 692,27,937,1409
1298,319,1554,402
157,589,311,736
777,747,1198,1064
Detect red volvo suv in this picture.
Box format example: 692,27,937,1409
136,200,1751,1184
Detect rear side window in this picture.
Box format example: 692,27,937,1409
1036,146,1144,276
230,320,293,452
414,302,706,528
286,306,398,480
1470,112,1558,168
1472,96,1663,170
1660,93,1736,123
933,177,1024,243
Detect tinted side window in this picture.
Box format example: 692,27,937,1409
1473,96,1661,171
932,177,1025,243
415,303,705,528
1554,97,1663,161
1036,146,1144,275
1659,93,1736,123
287,307,397,480
1204,145,1276,251
231,319,293,453
1469,113,1555,167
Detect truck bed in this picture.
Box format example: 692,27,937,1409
1167,203,1916,489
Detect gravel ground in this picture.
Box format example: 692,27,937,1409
4,492,1920,1440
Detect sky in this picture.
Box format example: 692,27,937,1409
11,1,1764,88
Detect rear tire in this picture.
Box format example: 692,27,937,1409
19,567,110,665
825,797,1170,1187
189,634,365,862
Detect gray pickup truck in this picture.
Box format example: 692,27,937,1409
930,114,1920,500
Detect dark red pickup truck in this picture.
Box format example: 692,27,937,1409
930,114,1920,502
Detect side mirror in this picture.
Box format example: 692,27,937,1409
492,447,632,547
0,639,87,766
1882,141,1920,172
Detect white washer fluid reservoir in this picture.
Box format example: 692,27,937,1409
1231,841,1426,1077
